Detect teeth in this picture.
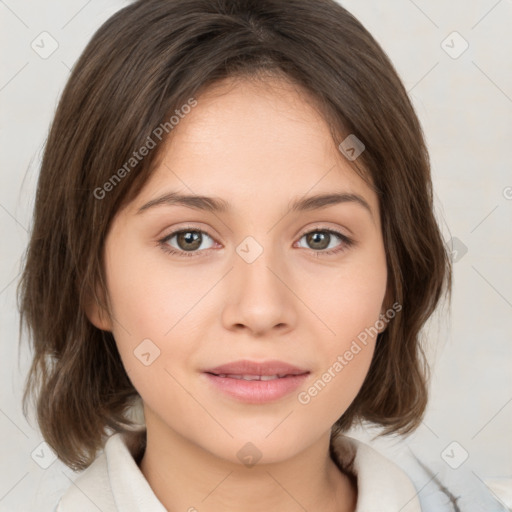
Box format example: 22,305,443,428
216,374,286,381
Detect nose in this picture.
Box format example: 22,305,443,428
221,242,297,337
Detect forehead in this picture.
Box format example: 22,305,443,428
168,76,338,167
129,77,378,220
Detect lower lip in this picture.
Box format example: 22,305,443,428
203,373,309,404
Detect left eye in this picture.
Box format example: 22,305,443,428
158,227,353,257
296,229,352,254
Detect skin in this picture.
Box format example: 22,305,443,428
87,76,388,512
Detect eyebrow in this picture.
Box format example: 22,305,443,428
136,191,374,219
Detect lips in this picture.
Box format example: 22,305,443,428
203,359,310,404
204,359,310,378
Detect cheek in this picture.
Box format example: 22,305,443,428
296,247,386,418
104,267,195,424
306,243,387,343
297,313,377,425
104,237,211,340
102,242,203,399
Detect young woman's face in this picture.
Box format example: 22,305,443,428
93,77,388,464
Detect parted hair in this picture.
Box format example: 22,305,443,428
18,0,452,471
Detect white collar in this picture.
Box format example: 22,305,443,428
57,428,421,511
331,433,421,512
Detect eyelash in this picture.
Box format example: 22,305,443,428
158,225,355,258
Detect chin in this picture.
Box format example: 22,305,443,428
203,426,317,467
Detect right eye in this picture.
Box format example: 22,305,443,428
159,227,218,257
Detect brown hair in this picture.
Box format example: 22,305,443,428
18,0,452,471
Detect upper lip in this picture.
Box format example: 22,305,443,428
204,359,310,377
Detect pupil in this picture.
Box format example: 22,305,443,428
309,232,328,250
179,231,201,251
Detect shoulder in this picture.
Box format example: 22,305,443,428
331,434,422,512
55,429,165,512
332,433,510,512
55,446,114,511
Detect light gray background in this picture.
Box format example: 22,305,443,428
1,0,511,510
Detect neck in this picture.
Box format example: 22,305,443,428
138,413,357,512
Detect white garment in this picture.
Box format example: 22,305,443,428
55,429,423,511
53,425,512,512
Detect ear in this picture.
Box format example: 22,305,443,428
84,285,113,332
